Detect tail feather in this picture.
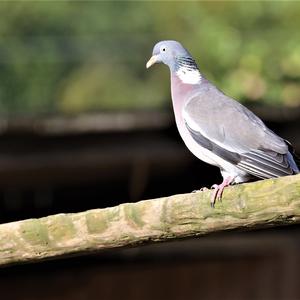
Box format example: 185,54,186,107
285,140,299,173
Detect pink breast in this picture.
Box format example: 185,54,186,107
170,74,198,126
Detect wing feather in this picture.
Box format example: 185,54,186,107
184,82,298,178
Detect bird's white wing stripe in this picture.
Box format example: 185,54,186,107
183,108,243,153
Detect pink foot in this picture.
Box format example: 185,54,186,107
210,177,233,207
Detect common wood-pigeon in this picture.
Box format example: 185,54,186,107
146,40,299,206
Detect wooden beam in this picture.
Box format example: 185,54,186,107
1,174,300,267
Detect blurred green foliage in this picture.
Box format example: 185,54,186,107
0,1,299,117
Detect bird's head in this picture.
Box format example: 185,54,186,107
146,40,194,70
146,40,201,84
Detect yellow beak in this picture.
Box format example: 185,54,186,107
146,55,158,69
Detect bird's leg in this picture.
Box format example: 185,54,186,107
210,176,233,207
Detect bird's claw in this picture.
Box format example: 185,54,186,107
210,184,224,207
210,177,233,208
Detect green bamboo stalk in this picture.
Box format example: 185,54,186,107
1,174,300,267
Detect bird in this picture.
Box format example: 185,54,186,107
146,40,299,206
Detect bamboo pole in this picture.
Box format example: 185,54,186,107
1,174,300,267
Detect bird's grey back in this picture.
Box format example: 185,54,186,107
184,79,288,155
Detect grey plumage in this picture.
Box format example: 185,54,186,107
146,40,299,203
183,79,298,179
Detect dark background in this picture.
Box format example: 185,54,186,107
0,2,300,300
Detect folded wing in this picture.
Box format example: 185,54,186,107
184,84,299,179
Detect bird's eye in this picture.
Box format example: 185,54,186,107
161,47,166,52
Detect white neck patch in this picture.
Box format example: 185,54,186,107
176,66,202,84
